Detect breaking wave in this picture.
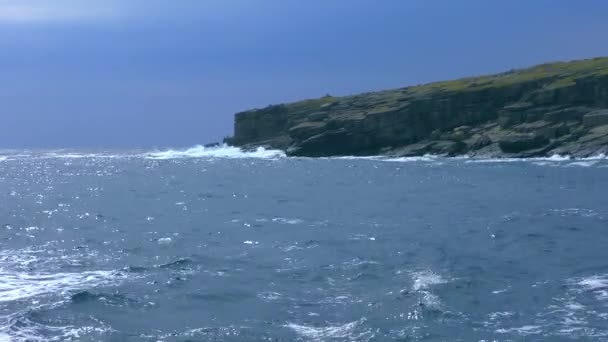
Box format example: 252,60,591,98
0,269,126,341
144,144,285,160
285,318,373,341
465,154,606,164
1,147,607,164
0,270,124,303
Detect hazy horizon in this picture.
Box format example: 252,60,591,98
2,0,608,148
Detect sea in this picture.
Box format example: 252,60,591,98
1,145,607,341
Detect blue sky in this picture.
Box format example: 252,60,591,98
1,0,608,148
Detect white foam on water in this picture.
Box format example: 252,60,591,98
0,270,124,302
144,144,285,160
41,152,128,159
384,155,438,162
280,245,303,252
532,161,560,167
575,274,608,292
411,270,448,291
341,258,380,270
418,290,442,308
464,154,606,164
566,160,599,167
285,318,373,341
406,270,449,309
325,153,608,165
491,288,509,294
329,156,383,160
257,292,282,301
272,217,304,225
0,312,115,342
550,208,598,218
488,311,516,320
580,153,607,160
465,157,524,163
542,154,572,161
0,156,8,162
0,263,125,341
496,325,543,335
157,237,173,244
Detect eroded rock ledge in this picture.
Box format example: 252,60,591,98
225,57,608,158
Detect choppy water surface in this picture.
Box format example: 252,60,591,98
1,147,608,341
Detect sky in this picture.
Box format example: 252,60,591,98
1,0,608,148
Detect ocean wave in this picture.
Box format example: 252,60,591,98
144,144,285,160
0,270,124,303
1,147,607,164
411,270,449,291
565,160,599,167
285,318,373,342
571,274,608,300
550,208,599,218
0,268,125,341
271,217,305,225
465,154,607,164
496,325,543,335
383,155,439,162
464,155,569,163
323,153,608,165
324,155,439,162
0,316,114,342
41,152,125,159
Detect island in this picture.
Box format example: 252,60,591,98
224,57,608,158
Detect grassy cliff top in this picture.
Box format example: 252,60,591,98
241,57,608,119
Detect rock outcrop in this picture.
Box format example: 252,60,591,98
225,57,608,157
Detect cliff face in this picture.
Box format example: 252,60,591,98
225,57,608,157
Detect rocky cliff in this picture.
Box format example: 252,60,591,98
225,57,608,157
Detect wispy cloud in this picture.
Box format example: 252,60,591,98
0,1,119,23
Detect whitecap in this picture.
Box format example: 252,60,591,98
281,245,303,252
40,151,126,159
418,290,442,308
488,311,516,320
580,153,607,160
492,288,509,294
285,318,373,341
384,155,438,162
272,217,304,225
550,208,598,217
411,270,448,291
0,312,116,342
257,292,282,301
566,160,599,167
538,154,572,162
341,258,380,269
496,325,543,335
0,270,124,302
465,157,523,163
144,144,285,160
157,237,172,244
328,156,383,160
575,274,608,294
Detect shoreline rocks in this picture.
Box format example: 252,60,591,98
225,57,608,158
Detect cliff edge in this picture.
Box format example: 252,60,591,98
225,57,608,158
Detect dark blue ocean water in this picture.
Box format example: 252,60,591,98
1,147,608,341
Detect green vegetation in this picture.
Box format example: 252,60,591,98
230,56,608,158
248,57,608,118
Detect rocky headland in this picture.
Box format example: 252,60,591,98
225,57,608,158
